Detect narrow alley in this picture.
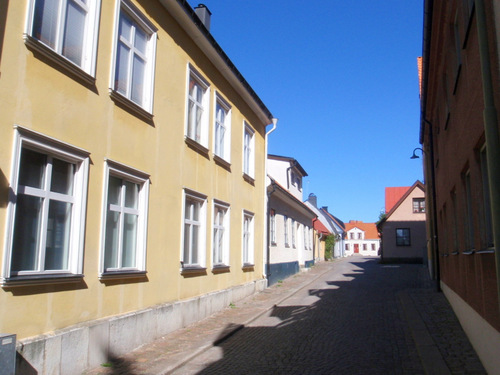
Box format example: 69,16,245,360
86,257,486,375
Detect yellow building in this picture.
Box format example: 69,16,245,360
0,1,275,373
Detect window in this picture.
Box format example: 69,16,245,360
270,209,276,245
291,219,296,248
182,190,207,268
479,147,493,249
413,198,426,213
463,171,475,251
357,232,362,240
25,0,100,77
371,243,376,251
186,67,210,148
2,127,89,282
345,244,349,251
101,161,149,274
451,189,459,252
363,244,367,251
284,215,289,247
303,225,308,250
243,122,255,179
214,94,231,162
396,228,411,246
349,232,354,240
213,201,229,267
452,11,462,93
242,211,254,266
111,0,157,113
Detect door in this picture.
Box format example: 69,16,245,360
354,244,359,253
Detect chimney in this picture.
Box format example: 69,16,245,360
308,193,317,208
321,206,328,212
194,4,212,31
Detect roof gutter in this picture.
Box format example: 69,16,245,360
420,0,433,144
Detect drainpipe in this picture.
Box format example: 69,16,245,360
475,0,500,312
263,118,278,282
424,119,440,292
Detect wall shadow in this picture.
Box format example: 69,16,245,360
0,0,7,74
193,259,483,374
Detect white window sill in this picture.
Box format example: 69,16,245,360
181,266,207,276
185,136,209,156
243,173,255,185
99,270,147,281
1,274,84,288
212,264,230,273
24,34,95,86
213,154,231,170
110,90,153,122
242,263,254,271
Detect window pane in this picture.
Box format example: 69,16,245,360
119,11,133,43
62,0,86,65
191,224,199,264
183,223,191,263
115,43,131,95
134,26,148,55
131,54,145,105
19,148,46,188
104,210,120,269
108,176,121,205
122,213,137,267
32,0,59,49
124,181,138,209
51,158,75,195
11,195,43,272
45,200,72,270
192,200,200,220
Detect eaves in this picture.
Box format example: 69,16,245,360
160,0,274,125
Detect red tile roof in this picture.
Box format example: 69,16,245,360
385,186,411,213
344,220,380,239
313,218,331,235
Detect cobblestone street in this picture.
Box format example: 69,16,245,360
170,258,485,375
85,257,486,375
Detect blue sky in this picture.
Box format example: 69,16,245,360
189,1,424,223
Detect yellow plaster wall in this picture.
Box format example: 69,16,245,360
0,0,268,340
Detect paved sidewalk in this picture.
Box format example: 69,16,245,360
83,258,485,375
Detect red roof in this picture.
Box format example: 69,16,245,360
313,218,331,235
385,186,411,213
344,220,379,239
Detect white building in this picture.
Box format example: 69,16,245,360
267,155,316,285
344,220,380,257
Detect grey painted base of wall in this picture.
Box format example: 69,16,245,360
380,257,423,264
14,279,267,375
304,260,315,268
268,261,299,286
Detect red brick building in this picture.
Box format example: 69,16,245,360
420,0,500,371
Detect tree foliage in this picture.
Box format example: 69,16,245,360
324,234,336,260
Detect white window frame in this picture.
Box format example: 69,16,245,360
213,92,231,163
284,215,289,247
270,209,276,245
2,126,89,283
212,200,230,268
291,219,296,248
100,160,149,275
24,0,101,80
242,211,254,266
110,0,157,114
186,65,210,148
243,122,255,179
181,189,207,269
